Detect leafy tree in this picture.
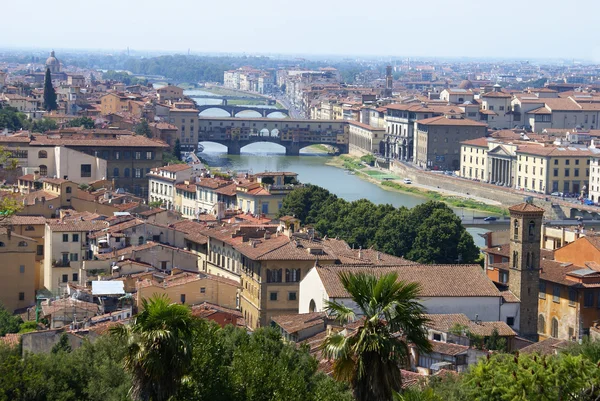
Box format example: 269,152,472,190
322,272,431,401
43,68,58,111
18,321,38,334
134,119,152,138
51,333,73,354
0,303,22,336
149,201,163,208
78,183,90,191
163,151,185,165
110,294,195,401
395,388,442,401
173,138,182,160
564,336,600,364
0,107,30,131
68,117,95,129
31,118,58,133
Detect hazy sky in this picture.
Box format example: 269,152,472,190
5,0,600,60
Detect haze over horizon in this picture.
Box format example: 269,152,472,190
5,0,600,61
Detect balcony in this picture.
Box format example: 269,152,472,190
53,260,71,268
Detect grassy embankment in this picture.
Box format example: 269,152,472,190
333,156,507,215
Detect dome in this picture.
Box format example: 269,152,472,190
45,50,60,73
458,80,474,89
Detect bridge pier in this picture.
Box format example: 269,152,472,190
286,143,300,156
227,142,241,155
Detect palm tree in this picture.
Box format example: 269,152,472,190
110,295,195,401
321,271,432,401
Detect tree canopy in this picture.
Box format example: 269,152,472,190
278,185,480,264
134,119,152,137
67,117,95,129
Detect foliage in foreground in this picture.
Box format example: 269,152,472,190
322,272,431,401
278,184,480,264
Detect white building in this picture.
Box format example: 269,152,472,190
147,164,193,209
589,144,600,202
299,264,520,332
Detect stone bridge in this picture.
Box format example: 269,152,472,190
197,104,289,118
198,117,349,155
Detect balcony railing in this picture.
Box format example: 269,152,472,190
53,260,71,268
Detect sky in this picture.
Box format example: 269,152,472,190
4,0,600,60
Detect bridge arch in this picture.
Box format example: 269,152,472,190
199,107,232,117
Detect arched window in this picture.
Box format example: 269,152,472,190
113,168,119,177
138,236,144,245
124,168,130,178
39,165,47,176
309,299,316,313
66,187,71,194
513,219,519,240
529,220,536,238
538,314,546,334
38,150,47,159
18,241,27,247
551,318,559,338
0,242,5,247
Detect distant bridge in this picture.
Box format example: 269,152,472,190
191,95,272,102
198,117,349,155
197,104,289,118
461,217,600,230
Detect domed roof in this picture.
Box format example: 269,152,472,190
458,80,474,89
46,50,60,67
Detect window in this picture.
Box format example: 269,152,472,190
180,294,186,304
66,186,72,194
134,168,142,178
565,169,570,177
551,318,559,338
584,290,594,308
39,165,47,176
124,151,131,159
270,292,278,301
138,236,144,245
72,273,78,282
513,219,519,240
539,281,546,299
38,150,47,158
569,288,577,306
286,268,301,282
0,242,4,247
200,287,206,294
528,220,535,238
24,225,34,231
18,241,27,247
113,168,119,177
135,152,141,160
72,234,79,242
266,269,282,283
499,271,508,284
288,292,297,301
18,292,24,301
62,234,69,242
538,314,546,334
433,333,442,341
146,151,153,160
566,159,570,165
114,151,121,160
553,285,560,303
506,317,515,326
19,265,25,274
575,159,580,165
69,253,78,262
124,168,130,178
62,274,68,283
37,245,43,255
262,203,269,215
81,164,92,177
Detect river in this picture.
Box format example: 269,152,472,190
185,89,490,247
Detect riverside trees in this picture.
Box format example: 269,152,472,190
278,185,480,264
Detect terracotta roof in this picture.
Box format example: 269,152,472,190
47,219,109,232
527,106,552,115
175,183,197,193
317,264,501,298
271,312,327,334
41,298,98,316
0,333,22,347
500,291,520,303
461,137,490,147
157,164,191,172
481,91,512,98
401,370,423,389
43,178,69,185
137,271,239,290
517,145,593,157
430,340,469,355
425,314,516,337
416,116,487,127
171,220,208,245
30,135,168,148
519,337,568,355
482,244,510,258
21,191,58,205
7,215,46,225
508,203,545,213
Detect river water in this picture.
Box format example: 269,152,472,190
185,90,490,247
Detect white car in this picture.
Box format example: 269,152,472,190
403,178,412,184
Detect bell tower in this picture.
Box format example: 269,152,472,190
508,202,544,341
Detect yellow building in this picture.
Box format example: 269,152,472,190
235,172,299,218
8,216,46,290
0,228,37,312
136,268,239,310
100,93,132,115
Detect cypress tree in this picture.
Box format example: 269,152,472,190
43,68,58,111
174,138,182,160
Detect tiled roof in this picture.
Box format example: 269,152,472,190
171,220,209,245
519,337,568,355
461,137,490,147
22,191,58,205
416,116,487,127
175,183,197,193
482,244,510,258
271,312,327,334
30,135,169,148
508,203,545,213
481,91,512,98
43,178,69,185
7,215,46,225
157,164,191,172
41,298,98,316
500,291,520,303
430,340,469,356
0,333,22,347
47,219,109,232
425,314,516,337
317,264,501,298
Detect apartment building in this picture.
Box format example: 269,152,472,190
0,228,37,312
348,120,385,155
147,164,193,209
156,85,184,102
235,172,299,218
168,106,198,151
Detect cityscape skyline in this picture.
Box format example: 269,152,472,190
6,0,600,61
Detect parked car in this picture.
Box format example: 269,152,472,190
550,192,563,196
584,199,595,206
403,178,412,184
483,216,497,221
